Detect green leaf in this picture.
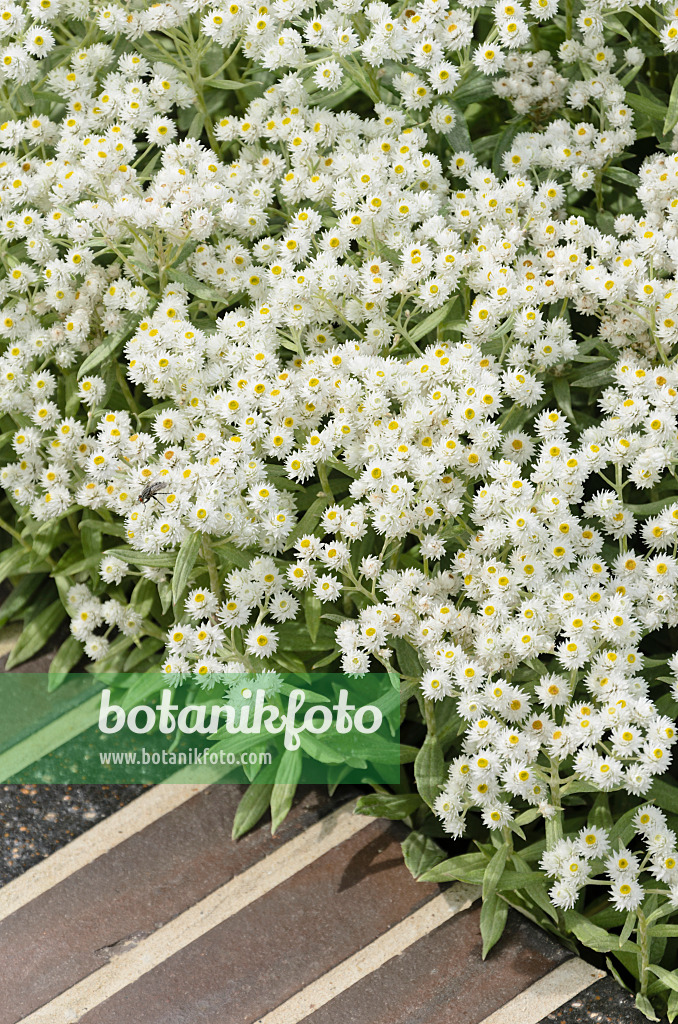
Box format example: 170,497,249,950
608,804,640,849
354,792,423,820
104,546,176,569
123,637,164,672
77,319,135,379
495,869,551,894
6,600,66,669
414,732,445,809
130,576,156,619
588,792,613,832
482,844,510,902
619,912,636,949
665,73,678,135
625,92,666,130
626,497,678,517
480,892,508,958
270,748,303,833
392,637,422,678
492,119,523,178
172,531,202,607
409,298,457,343
204,76,249,90
0,575,44,629
553,376,574,423
284,494,328,551
232,783,274,840
669,989,678,1024
564,909,631,953
419,851,486,884
401,831,446,879
647,965,678,994
168,268,225,303
79,519,125,538
605,166,639,188
64,369,81,417
649,777,678,815
0,546,34,584
311,78,360,109
187,110,205,139
452,70,495,107
214,541,252,569
304,591,322,644
513,807,542,827
635,992,660,1021
311,649,340,670
603,13,632,41
47,635,83,689
571,368,614,389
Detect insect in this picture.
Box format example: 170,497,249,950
138,481,168,505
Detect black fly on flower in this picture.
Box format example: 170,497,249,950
137,481,167,505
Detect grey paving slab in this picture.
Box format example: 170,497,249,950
0,785,352,1023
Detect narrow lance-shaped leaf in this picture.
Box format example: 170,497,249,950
665,73,678,134
304,591,322,643
47,635,83,690
480,892,508,959
270,747,303,834
232,783,275,840
172,530,203,606
354,792,423,819
6,600,66,669
414,731,446,809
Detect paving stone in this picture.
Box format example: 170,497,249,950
79,818,439,1024
537,976,666,1024
300,905,572,1024
0,785,353,1024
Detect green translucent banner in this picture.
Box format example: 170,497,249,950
0,672,401,785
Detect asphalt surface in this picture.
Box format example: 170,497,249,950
0,784,147,884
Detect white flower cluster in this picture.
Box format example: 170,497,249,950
0,0,677,887
541,806,678,912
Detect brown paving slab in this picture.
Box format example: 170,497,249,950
79,819,440,1024
537,976,661,1024
0,785,352,1024
302,905,572,1024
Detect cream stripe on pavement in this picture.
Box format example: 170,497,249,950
20,800,374,1024
0,693,102,783
0,783,209,922
475,958,606,1024
254,883,480,1024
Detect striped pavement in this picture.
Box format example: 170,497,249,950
0,783,615,1024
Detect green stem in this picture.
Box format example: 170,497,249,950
116,364,140,417
423,695,437,736
547,757,564,846
637,908,650,998
317,463,334,502
202,536,222,603
0,514,28,547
